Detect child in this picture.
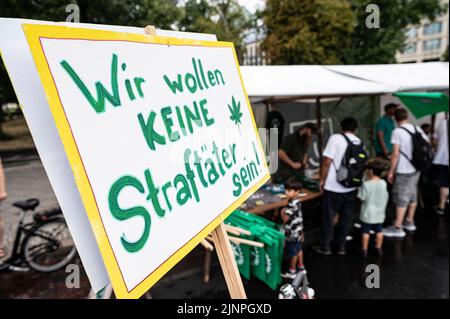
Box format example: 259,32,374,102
281,179,305,279
357,160,389,258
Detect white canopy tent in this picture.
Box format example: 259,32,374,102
240,62,449,100
326,62,449,92
240,62,449,162
240,65,389,100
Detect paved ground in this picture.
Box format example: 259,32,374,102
0,158,448,299
151,209,449,299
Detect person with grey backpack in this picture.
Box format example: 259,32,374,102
385,108,431,238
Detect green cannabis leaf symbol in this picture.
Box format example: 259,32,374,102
228,95,243,128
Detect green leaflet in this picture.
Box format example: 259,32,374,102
228,95,243,128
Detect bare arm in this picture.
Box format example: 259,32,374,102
320,156,332,192
432,135,438,150
388,144,400,184
0,159,7,201
280,208,289,223
302,153,309,169
279,149,302,170
377,130,389,157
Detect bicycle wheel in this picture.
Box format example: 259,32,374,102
22,217,77,272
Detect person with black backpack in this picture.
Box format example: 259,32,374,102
384,108,432,238
316,118,368,256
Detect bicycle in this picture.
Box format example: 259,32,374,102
0,198,77,272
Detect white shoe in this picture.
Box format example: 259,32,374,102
281,269,297,280
383,226,406,238
402,220,417,232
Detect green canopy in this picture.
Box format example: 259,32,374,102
393,92,449,119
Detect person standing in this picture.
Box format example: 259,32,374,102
0,157,7,258
357,160,389,258
317,118,362,255
374,103,398,159
275,123,317,183
384,108,429,238
280,179,305,279
432,118,449,215
421,123,432,139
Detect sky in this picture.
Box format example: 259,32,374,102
238,0,265,13
178,1,265,14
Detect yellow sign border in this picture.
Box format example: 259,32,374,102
22,24,270,299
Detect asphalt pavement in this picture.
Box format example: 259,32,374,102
0,157,448,299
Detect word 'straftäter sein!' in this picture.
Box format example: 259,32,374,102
108,140,262,253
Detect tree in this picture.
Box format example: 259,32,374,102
137,0,182,29
0,0,146,25
341,0,446,64
179,0,253,61
180,0,218,34
261,0,355,65
443,46,449,62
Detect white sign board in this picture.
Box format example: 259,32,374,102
23,24,269,298
0,18,217,292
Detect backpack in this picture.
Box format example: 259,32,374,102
399,126,433,172
335,134,368,188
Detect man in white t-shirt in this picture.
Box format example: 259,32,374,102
432,119,449,215
317,118,361,255
385,108,429,238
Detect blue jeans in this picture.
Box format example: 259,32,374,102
320,190,357,250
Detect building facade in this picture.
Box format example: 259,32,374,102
242,28,266,66
396,0,449,63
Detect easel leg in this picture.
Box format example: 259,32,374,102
211,222,247,299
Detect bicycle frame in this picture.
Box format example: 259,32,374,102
0,210,38,271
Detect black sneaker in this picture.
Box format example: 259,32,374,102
374,248,383,257
337,247,346,256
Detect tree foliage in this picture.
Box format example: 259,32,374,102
262,0,355,64
180,0,253,60
1,0,145,25
261,0,446,65
341,0,446,64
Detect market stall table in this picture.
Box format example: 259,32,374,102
201,185,322,285
242,188,322,215
241,184,323,247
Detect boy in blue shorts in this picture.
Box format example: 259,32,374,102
358,160,389,258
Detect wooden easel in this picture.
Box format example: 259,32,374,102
145,25,247,299
210,223,247,299
202,224,263,287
